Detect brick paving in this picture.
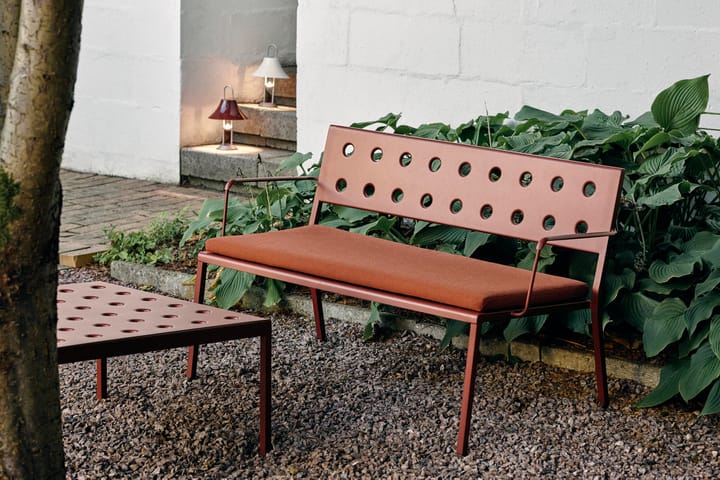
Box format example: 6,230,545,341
59,169,216,266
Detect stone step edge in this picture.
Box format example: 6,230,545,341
110,260,660,388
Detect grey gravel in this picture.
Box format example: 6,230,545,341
59,268,720,479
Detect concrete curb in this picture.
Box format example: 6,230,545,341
110,260,661,388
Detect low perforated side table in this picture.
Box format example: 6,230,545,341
57,281,271,455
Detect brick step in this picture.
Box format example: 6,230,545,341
180,144,295,192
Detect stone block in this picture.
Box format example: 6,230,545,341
235,103,297,142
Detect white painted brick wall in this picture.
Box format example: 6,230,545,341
297,0,720,158
63,0,182,183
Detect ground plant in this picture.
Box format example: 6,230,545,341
97,212,192,266
183,75,720,413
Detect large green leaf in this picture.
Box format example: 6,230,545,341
701,379,720,415
333,206,376,224
413,122,452,140
643,298,688,357
686,292,720,336
635,147,686,180
412,225,467,247
679,343,720,401
514,106,582,125
350,215,398,237
683,230,720,256
603,269,636,305
263,278,285,307
710,316,720,360
463,231,491,257
636,131,671,156
350,112,401,131
637,182,697,208
648,252,699,283
679,323,710,359
636,357,690,408
277,151,314,172
439,319,469,350
651,75,709,134
697,269,720,297
214,269,256,309
620,292,659,332
580,109,625,140
504,315,547,343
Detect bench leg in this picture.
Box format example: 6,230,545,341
96,358,108,400
457,322,479,456
187,259,210,380
591,301,609,407
259,328,272,455
310,288,326,341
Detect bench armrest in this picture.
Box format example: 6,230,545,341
221,176,319,236
510,230,617,318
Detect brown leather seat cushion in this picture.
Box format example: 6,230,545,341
205,225,588,312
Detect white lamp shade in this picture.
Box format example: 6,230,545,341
253,56,289,79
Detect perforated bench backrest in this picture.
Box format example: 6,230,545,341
316,125,623,254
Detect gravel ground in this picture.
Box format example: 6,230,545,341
59,268,720,479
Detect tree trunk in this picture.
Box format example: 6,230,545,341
0,0,83,477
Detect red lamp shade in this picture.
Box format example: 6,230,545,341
209,85,247,150
208,98,248,121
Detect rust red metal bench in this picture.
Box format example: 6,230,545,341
57,281,272,455
193,125,624,456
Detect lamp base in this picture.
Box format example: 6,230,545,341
258,101,278,108
216,144,237,151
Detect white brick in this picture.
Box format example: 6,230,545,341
352,0,455,16
454,0,527,23
349,12,410,70
349,11,459,75
524,0,656,28
519,24,586,87
461,20,524,81
297,7,349,66
656,0,720,29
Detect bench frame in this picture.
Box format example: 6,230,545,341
193,125,623,455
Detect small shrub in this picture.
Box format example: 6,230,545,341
96,212,190,266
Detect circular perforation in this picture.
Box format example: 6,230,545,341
480,205,493,219
459,162,472,177
489,167,502,182
391,188,404,203
551,177,564,192
511,210,524,225
450,199,463,214
400,152,412,167
543,215,556,231
576,221,589,233
343,143,355,157
583,181,596,197
335,178,347,192
421,194,433,208
363,183,375,198
520,172,533,187
429,157,442,172
371,147,383,162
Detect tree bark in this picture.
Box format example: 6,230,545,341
0,0,83,478
0,0,21,134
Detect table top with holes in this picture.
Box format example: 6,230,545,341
57,281,268,363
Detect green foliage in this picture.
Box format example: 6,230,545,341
182,152,318,307
96,212,189,266
189,75,720,414
0,168,21,248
